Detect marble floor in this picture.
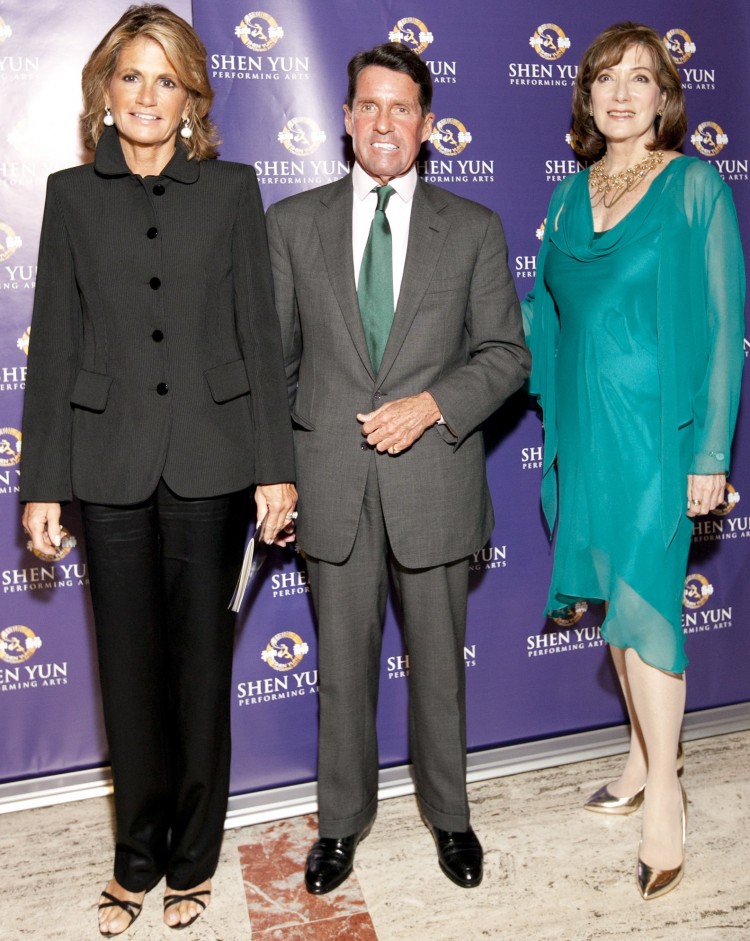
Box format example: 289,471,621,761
4,731,749,940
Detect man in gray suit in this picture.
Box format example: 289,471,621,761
266,43,529,893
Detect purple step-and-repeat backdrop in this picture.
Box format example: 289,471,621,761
1,0,748,798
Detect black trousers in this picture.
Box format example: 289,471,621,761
81,479,250,892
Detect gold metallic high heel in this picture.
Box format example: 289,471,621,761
636,784,687,900
584,781,645,814
583,743,684,815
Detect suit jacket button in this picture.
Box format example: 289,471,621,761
360,441,370,450
152,183,165,196
152,329,164,342
147,226,158,239
150,277,161,289
156,382,169,395
373,390,382,399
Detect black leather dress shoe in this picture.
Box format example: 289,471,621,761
426,822,483,888
304,827,369,895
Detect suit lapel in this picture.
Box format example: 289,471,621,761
377,181,449,383
316,177,375,380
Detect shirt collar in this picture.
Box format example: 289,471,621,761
94,125,200,184
352,162,418,203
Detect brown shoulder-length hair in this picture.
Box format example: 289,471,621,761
81,3,219,160
570,21,686,160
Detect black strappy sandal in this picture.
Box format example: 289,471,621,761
98,890,143,937
162,889,210,930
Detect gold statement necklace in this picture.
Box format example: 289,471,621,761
589,150,664,208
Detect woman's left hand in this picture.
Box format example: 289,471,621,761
255,482,298,545
686,473,726,517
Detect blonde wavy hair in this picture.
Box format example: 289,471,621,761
81,4,219,160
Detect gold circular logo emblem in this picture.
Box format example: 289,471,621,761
530,24,570,61
17,326,30,356
261,631,309,672
565,130,581,153
712,482,740,517
0,625,42,664
691,122,728,157
389,18,433,55
430,118,472,156
0,222,22,263
0,427,21,466
26,527,77,562
551,601,588,627
277,117,326,156
683,573,714,609
235,11,284,51
664,29,696,65
0,16,12,44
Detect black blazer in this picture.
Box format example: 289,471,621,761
21,128,294,505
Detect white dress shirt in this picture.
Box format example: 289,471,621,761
351,163,446,425
352,162,417,307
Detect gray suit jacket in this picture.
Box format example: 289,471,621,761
266,175,529,568
21,128,294,505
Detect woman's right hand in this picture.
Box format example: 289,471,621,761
22,502,62,554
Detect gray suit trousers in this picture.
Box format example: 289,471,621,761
306,456,470,837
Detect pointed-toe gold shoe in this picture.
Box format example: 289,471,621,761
636,785,688,901
584,782,645,814
584,743,684,815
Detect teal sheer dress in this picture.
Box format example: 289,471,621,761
543,160,694,673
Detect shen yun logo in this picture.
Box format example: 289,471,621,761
0,625,41,664
0,625,68,692
17,326,30,356
663,29,696,65
278,117,326,157
0,427,21,467
0,222,22,263
509,25,576,86
693,482,749,542
712,482,741,517
389,17,433,55
236,631,317,705
691,122,728,157
26,527,77,563
529,24,570,61
664,28,715,90
683,573,714,610
550,601,588,627
235,11,284,51
430,118,472,157
261,631,309,672
682,574,733,635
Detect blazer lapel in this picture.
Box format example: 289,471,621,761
316,177,375,381
377,181,449,383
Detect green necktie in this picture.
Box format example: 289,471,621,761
358,184,395,371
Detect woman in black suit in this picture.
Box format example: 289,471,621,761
20,5,296,935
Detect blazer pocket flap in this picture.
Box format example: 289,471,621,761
424,275,467,295
70,369,113,412
291,408,315,431
204,359,251,403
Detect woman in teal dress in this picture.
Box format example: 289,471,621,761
525,23,745,900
